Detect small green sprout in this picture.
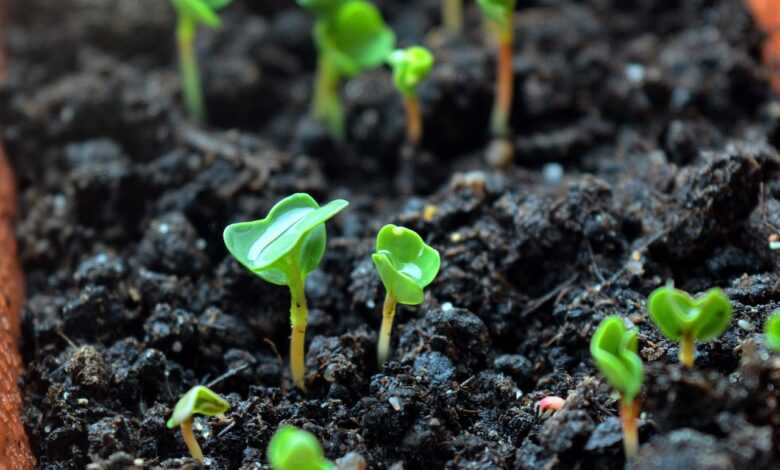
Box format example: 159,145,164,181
267,425,334,470
388,46,435,146
299,0,395,139
372,224,440,365
764,311,780,352
590,316,644,459
223,193,349,391
166,385,230,463
170,0,233,123
477,0,517,166
647,285,732,368
442,0,464,35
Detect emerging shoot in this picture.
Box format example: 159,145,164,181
647,285,732,368
442,0,464,35
268,425,334,470
170,0,233,123
388,46,435,146
477,0,516,142
371,224,440,366
590,316,644,459
166,385,230,463
223,193,349,391
299,0,396,139
765,311,780,352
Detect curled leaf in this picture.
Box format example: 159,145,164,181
647,286,732,343
590,316,644,402
223,193,348,286
372,224,440,305
166,385,230,428
388,46,435,96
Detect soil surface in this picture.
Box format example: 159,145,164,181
3,0,780,469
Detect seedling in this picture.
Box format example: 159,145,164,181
590,316,644,459
166,385,230,463
299,0,395,139
223,193,349,391
388,46,435,146
477,0,516,141
442,0,463,35
170,0,233,123
765,311,780,352
371,224,440,365
647,285,732,368
268,425,334,470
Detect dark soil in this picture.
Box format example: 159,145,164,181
4,0,780,468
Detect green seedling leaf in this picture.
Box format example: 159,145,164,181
166,385,230,428
314,0,396,77
477,0,516,27
647,286,732,342
590,316,644,402
171,0,233,28
223,194,349,286
268,425,334,470
372,224,440,305
765,311,780,352
388,46,435,96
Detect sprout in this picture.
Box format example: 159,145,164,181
170,0,233,123
477,0,517,166
166,385,230,463
298,0,395,139
371,224,440,365
223,193,349,391
765,311,780,352
388,46,435,146
267,425,334,470
647,285,732,368
590,316,644,459
442,0,464,35
536,396,565,417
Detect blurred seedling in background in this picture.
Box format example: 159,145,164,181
170,0,233,123
388,46,435,146
765,311,780,352
223,193,348,391
372,225,440,366
442,0,463,35
166,385,230,463
298,0,395,139
647,285,732,368
477,0,517,167
268,425,334,470
591,316,644,459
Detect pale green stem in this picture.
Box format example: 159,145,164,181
177,17,206,123
287,266,309,391
312,54,344,140
377,293,397,366
442,0,463,35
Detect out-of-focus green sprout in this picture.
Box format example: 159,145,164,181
764,311,780,352
298,0,395,139
477,0,517,167
170,0,233,122
591,316,644,459
267,425,334,470
388,46,435,146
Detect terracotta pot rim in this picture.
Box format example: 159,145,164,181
0,1,36,466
